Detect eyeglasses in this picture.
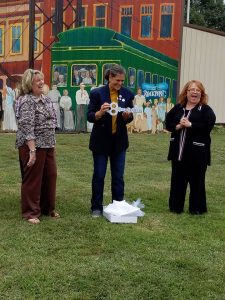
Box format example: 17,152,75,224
188,88,201,93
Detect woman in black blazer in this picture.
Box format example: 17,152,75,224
166,80,216,214
87,64,134,217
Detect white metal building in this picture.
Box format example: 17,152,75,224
180,24,225,123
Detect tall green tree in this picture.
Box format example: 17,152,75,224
185,0,225,32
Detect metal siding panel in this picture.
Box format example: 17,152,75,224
180,27,225,123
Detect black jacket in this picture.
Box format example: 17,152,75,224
87,84,134,154
166,103,216,165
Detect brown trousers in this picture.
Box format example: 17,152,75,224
19,145,57,219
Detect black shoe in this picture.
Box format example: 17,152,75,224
189,210,206,215
91,210,102,218
170,209,183,214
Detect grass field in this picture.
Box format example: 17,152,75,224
0,129,225,299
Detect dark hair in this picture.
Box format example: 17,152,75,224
104,64,126,81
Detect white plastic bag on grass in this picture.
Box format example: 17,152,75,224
104,200,144,217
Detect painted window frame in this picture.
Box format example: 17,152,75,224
34,21,40,53
139,4,154,40
119,5,133,37
137,69,144,88
93,3,108,27
73,5,88,27
71,64,97,87
145,72,151,83
165,77,171,96
127,67,136,89
52,64,68,87
152,74,158,84
158,3,175,40
0,25,4,56
63,7,67,31
10,22,23,55
172,79,177,100
159,75,164,83
51,8,56,36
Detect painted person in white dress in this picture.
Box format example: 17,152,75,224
3,82,17,131
48,84,61,129
133,88,146,130
60,89,74,130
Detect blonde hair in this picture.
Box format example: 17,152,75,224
18,69,44,96
179,80,208,106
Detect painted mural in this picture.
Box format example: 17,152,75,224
50,26,178,133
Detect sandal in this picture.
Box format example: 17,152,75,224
50,211,60,218
27,218,40,224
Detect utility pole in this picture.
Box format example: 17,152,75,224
187,0,190,23
29,0,35,69
55,0,63,39
76,0,82,27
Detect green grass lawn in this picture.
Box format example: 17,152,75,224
1,130,225,299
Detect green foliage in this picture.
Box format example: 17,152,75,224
185,0,225,31
1,131,225,299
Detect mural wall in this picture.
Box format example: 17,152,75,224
50,27,178,133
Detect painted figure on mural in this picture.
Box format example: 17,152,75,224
79,68,88,82
151,105,157,134
153,98,159,114
72,69,82,86
157,97,166,124
128,74,136,88
0,90,3,130
133,88,146,131
82,70,93,85
144,101,152,133
90,69,96,85
53,68,60,85
57,74,66,87
48,84,61,129
2,80,17,131
75,83,89,133
60,89,74,131
0,80,3,130
166,97,174,113
127,67,136,88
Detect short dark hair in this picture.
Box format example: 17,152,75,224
104,64,126,81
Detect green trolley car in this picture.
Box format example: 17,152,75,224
51,26,178,127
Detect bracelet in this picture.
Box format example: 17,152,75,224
29,149,36,154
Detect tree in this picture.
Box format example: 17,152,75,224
185,0,225,32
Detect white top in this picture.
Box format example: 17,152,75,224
82,77,92,85
60,95,72,110
48,89,61,103
76,89,89,105
134,94,146,107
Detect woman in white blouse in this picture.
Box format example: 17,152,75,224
60,89,74,130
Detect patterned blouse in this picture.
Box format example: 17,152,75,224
15,94,57,148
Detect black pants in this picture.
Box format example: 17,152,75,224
169,160,207,214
